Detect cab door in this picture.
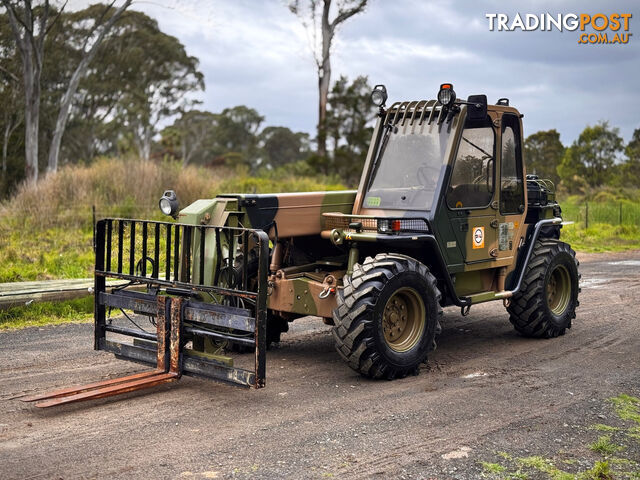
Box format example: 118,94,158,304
445,112,498,266
495,113,526,265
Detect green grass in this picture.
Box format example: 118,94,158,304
0,297,94,330
561,200,640,227
559,198,640,252
592,424,620,432
581,461,614,480
483,454,617,480
609,395,640,426
517,456,576,480
0,157,347,283
481,461,507,474
559,222,640,253
479,394,640,480
0,226,95,282
590,435,625,455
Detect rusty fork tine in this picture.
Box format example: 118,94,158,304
20,369,164,403
34,372,179,408
23,295,180,409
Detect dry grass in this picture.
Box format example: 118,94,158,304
2,156,231,229
0,156,345,281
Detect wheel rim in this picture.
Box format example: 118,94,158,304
546,265,572,316
382,287,426,352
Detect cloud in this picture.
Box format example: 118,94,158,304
66,0,639,143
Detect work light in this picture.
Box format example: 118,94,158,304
437,83,456,107
159,190,179,218
377,218,390,233
371,84,388,107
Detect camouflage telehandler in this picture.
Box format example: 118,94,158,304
24,83,580,407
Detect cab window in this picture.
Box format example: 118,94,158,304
500,114,524,214
446,116,495,209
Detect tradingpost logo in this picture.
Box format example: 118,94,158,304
485,13,632,45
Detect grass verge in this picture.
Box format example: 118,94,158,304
0,157,347,282
0,297,94,330
0,226,94,282
560,222,640,253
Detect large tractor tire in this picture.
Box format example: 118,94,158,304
333,253,442,379
507,240,580,338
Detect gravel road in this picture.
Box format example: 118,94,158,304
1,250,639,479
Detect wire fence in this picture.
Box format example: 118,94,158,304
561,202,640,228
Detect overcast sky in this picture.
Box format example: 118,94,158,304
82,0,639,145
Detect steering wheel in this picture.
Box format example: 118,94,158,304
471,155,494,188
416,164,439,188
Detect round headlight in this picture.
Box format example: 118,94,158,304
370,84,388,107
159,197,173,215
437,83,456,107
159,190,179,217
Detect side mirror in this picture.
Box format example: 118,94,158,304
467,95,488,121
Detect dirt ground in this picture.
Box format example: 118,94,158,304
1,250,639,479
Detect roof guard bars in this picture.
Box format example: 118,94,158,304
401,101,418,131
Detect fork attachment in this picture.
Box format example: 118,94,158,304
22,220,269,408
21,296,181,408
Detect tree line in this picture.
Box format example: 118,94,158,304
525,123,640,193
1,0,637,198
0,0,374,196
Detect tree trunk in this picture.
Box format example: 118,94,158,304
2,122,10,176
317,64,330,158
47,0,132,175
2,0,53,184
317,0,332,158
289,0,366,159
23,52,40,184
181,139,189,167
2,115,21,176
136,127,152,161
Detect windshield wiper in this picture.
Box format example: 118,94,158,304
367,124,393,191
462,136,493,159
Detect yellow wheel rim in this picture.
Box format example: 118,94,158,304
382,287,426,352
547,265,571,316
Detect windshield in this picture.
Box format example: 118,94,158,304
363,122,453,210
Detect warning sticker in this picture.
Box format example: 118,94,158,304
472,226,484,249
498,223,509,251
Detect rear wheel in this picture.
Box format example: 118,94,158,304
507,240,580,338
333,253,442,379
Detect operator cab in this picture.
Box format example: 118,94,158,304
357,83,527,270
360,84,524,216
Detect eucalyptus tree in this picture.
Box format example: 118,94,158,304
0,0,132,181
288,0,367,158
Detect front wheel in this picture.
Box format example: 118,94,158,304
507,240,580,338
332,253,442,379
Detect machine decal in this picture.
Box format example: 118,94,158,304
499,223,509,251
472,226,485,249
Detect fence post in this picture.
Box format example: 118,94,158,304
620,202,623,225
585,202,589,229
92,205,96,252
